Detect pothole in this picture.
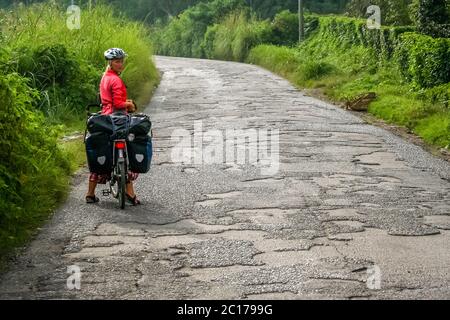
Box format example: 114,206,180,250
204,191,243,199
254,245,339,266
242,177,285,184
326,208,361,218
93,223,147,237
184,238,263,268
355,152,407,169
332,221,365,228
423,215,450,230
227,208,297,225
182,167,199,174
195,198,222,208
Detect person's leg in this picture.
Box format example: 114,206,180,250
126,172,139,198
126,182,136,198
126,176,141,205
86,174,99,203
87,180,98,197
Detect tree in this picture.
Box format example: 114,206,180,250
243,0,350,18
417,0,450,37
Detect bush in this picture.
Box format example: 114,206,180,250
396,33,450,88
271,10,299,46
14,44,99,118
271,10,319,46
316,16,415,60
417,0,450,37
0,48,72,256
297,61,336,81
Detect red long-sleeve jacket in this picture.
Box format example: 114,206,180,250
100,69,127,115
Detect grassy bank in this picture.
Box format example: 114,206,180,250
0,3,159,263
248,44,449,148
246,16,449,148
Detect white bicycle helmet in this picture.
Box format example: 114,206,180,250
104,48,127,60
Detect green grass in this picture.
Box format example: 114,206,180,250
415,113,450,147
59,117,88,173
201,10,272,62
61,138,88,173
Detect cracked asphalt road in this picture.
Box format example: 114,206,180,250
1,56,449,300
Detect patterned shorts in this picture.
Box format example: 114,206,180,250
89,172,139,184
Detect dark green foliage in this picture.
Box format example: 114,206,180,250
108,0,202,24
270,10,319,46
417,0,450,37
16,44,78,90
271,10,299,46
14,45,99,116
245,0,350,18
315,16,449,88
317,16,417,64
0,48,71,256
396,33,450,88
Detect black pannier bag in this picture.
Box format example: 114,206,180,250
87,113,151,135
85,132,113,174
127,134,153,173
87,114,113,134
127,113,152,173
129,113,152,135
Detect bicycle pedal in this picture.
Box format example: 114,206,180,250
102,189,111,196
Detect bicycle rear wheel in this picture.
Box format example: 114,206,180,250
118,160,126,209
110,161,126,209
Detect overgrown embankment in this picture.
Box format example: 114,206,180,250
151,2,449,149
0,3,159,261
248,15,449,148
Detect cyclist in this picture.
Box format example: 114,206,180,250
86,48,141,205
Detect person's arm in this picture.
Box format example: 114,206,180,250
111,79,127,111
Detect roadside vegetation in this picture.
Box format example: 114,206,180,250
0,2,159,263
150,0,449,149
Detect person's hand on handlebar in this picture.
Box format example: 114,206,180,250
126,99,137,113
